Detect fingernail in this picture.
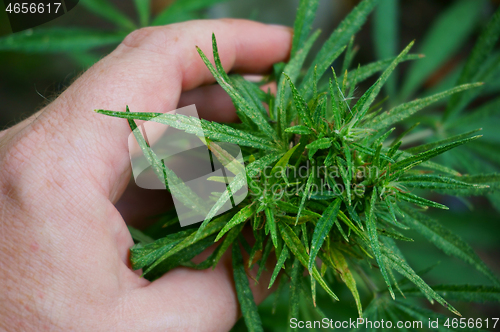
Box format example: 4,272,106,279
268,24,294,33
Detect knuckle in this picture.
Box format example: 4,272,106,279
121,27,157,48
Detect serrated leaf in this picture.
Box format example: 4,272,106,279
296,170,315,225
269,144,301,187
372,0,398,97
0,28,126,53
366,187,395,299
141,214,229,275
369,83,483,131
401,206,500,286
268,246,289,289
391,135,482,174
288,256,302,332
350,41,414,126
197,37,278,141
215,204,255,242
95,110,279,151
278,223,339,301
399,0,484,100
265,208,278,249
284,73,314,128
299,0,380,100
403,284,500,303
343,54,422,86
397,192,448,210
331,247,363,317
397,174,487,191
406,128,482,155
308,198,341,271
383,249,460,316
444,5,500,121
80,0,136,30
128,226,154,245
306,138,332,159
130,230,192,269
152,0,227,25
232,245,264,332
211,222,245,268
285,125,313,135
291,0,319,57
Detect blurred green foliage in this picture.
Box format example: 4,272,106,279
1,0,500,331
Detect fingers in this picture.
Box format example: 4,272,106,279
122,238,278,332
178,83,238,123
13,19,291,202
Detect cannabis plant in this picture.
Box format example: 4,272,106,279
96,0,500,330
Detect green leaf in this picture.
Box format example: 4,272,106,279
397,174,487,191
128,226,154,245
399,0,484,100
295,170,315,225
126,106,167,188
130,230,191,269
285,125,313,135
350,41,413,126
299,0,380,100
288,256,302,332
306,138,332,159
433,173,500,196
369,83,483,131
406,128,482,154
197,36,278,141
133,0,151,27
269,246,289,289
403,284,500,303
232,245,264,332
146,236,216,280
343,54,422,86
269,144,301,186
330,247,363,317
95,110,279,151
0,28,126,53
308,198,341,271
152,0,227,25
396,192,449,210
401,206,500,286
142,214,229,275
276,30,321,136
337,157,351,205
394,301,459,331
447,97,500,128
284,73,314,128
255,237,274,281
391,135,482,174
444,5,500,121
383,249,460,315
80,0,136,30
291,0,319,58
215,204,255,242
372,0,398,97
211,222,245,268
278,223,339,301
395,150,461,177
265,208,278,248
366,187,395,299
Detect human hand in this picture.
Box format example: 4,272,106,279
0,19,292,331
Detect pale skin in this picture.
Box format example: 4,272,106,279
0,19,292,331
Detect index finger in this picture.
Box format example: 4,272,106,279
8,19,292,202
